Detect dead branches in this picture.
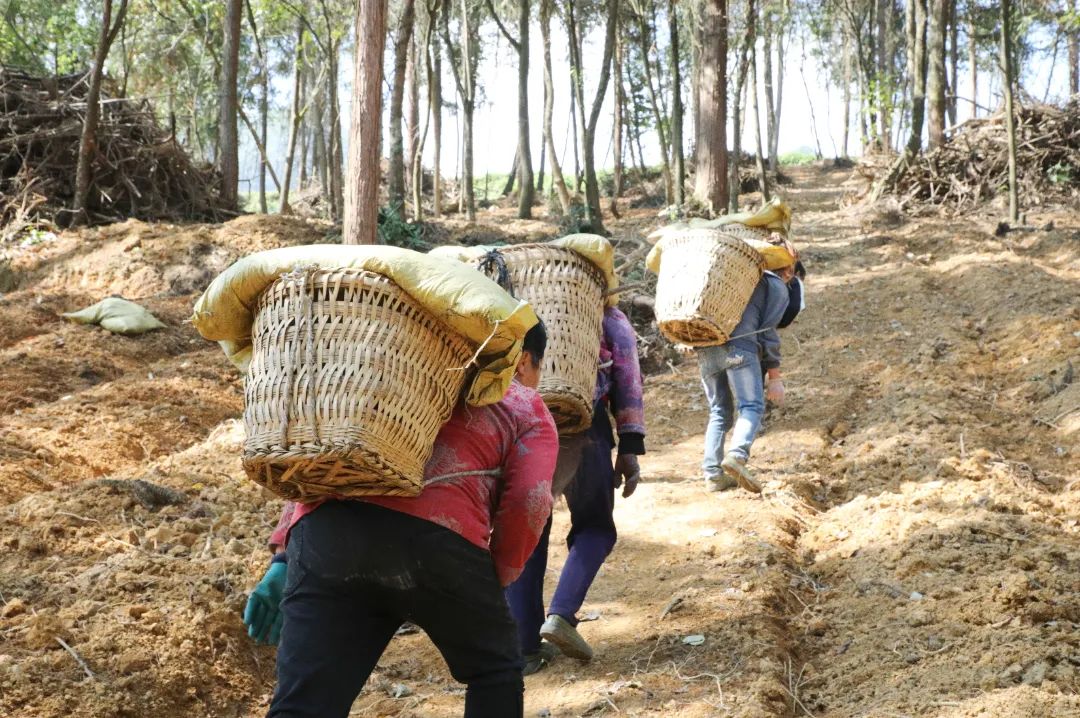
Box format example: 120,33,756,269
865,97,1080,211
0,66,233,235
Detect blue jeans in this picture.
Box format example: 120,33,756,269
698,345,764,478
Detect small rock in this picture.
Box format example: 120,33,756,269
909,591,924,601
127,605,150,619
1022,661,1048,687
116,651,152,674
908,608,934,627
807,617,829,636
390,683,413,698
927,635,944,651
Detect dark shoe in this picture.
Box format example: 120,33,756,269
721,453,762,494
540,614,593,661
522,640,559,676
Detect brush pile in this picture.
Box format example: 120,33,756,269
866,97,1080,210
0,67,231,238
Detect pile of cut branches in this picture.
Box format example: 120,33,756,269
865,97,1080,210
0,67,232,238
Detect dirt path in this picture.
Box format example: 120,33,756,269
1,170,1076,717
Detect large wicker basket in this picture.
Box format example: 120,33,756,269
482,245,605,434
242,267,473,501
654,229,764,347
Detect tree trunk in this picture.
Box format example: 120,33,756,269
728,0,754,213
442,0,477,221
540,0,573,212
763,5,776,172
580,0,619,233
218,0,242,207
750,41,770,201
566,0,586,196
430,8,443,218
770,0,786,168
515,0,534,217
876,0,892,151
693,0,728,213
841,30,851,158
72,0,129,224
947,0,958,125
927,0,947,149
389,0,416,209
280,21,305,214
1001,0,1018,221
406,32,420,215
638,10,673,203
969,4,978,118
1069,0,1079,95
668,0,685,205
611,26,624,212
343,0,388,244
245,0,270,213
502,151,519,196
326,38,345,220
536,139,546,193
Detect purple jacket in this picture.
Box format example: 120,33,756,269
596,307,646,454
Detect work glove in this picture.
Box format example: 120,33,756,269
244,561,286,645
613,454,641,498
766,377,786,405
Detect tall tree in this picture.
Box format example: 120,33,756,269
1069,0,1079,95
72,0,130,224
389,0,416,209
280,19,306,215
693,0,728,213
668,0,685,205
427,0,444,217
245,0,270,213
540,0,574,212
728,0,755,212
343,0,389,244
566,0,619,232
219,0,243,207
927,0,947,148
750,34,771,200
632,0,673,202
442,0,482,221
1000,0,1018,221
485,0,535,217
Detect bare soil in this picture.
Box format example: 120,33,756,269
0,168,1076,717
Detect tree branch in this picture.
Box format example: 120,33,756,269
483,0,519,49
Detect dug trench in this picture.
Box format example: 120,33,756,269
0,166,1077,717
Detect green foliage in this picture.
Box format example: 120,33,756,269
377,203,426,250
1046,163,1074,186
0,0,96,74
779,150,817,166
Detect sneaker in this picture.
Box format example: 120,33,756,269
721,453,762,494
522,640,559,676
704,474,736,492
540,614,594,661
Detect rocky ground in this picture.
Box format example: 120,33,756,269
0,166,1076,717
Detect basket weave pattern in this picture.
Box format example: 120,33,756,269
489,245,605,434
654,230,764,347
242,267,473,500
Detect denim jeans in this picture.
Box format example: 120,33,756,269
697,345,765,478
268,501,524,718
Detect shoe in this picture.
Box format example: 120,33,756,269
540,614,594,661
522,640,559,676
721,453,762,494
704,474,736,492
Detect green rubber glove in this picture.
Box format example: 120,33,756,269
244,561,287,645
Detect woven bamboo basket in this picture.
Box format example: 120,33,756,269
481,245,606,434
242,267,473,501
654,229,764,347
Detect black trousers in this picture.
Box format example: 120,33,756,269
267,501,524,718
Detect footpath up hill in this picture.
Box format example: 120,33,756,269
0,168,1077,717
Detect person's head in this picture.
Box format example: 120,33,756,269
515,320,547,389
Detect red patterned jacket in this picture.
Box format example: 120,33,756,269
268,380,558,586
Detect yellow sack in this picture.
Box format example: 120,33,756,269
429,234,619,306
63,297,167,335
191,244,538,406
647,198,795,273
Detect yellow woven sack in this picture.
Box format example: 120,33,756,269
63,297,166,335
191,244,538,406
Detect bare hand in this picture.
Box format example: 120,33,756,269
766,377,785,405
613,454,640,498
